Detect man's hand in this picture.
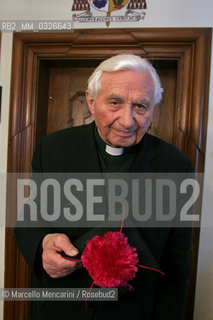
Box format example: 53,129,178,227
42,233,82,278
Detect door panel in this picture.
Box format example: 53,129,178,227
150,67,177,143
47,67,94,134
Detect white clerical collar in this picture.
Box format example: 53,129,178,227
105,144,124,156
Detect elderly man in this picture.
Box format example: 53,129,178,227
15,54,193,320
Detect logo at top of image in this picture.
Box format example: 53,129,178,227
72,0,147,26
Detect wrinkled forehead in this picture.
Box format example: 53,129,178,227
99,70,156,101
101,69,154,85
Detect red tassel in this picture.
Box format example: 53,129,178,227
81,231,139,288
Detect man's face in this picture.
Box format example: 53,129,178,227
86,70,156,147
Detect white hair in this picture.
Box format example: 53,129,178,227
87,54,163,105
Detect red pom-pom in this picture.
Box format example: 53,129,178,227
81,231,139,288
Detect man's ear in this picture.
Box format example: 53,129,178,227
86,90,95,115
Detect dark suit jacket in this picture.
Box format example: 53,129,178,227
15,122,193,320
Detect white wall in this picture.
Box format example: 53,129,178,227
0,1,213,320
0,33,13,320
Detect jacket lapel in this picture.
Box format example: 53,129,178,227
72,122,102,173
133,133,158,173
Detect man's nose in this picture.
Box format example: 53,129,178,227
119,106,135,128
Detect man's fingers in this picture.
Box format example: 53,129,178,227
43,249,78,269
49,270,73,279
42,233,82,278
42,249,82,278
47,233,79,257
43,264,72,279
55,235,79,256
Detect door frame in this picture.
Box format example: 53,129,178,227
5,28,212,320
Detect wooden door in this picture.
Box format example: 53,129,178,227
47,66,94,133
4,29,211,320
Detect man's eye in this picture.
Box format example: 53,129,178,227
134,104,147,113
110,101,119,106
